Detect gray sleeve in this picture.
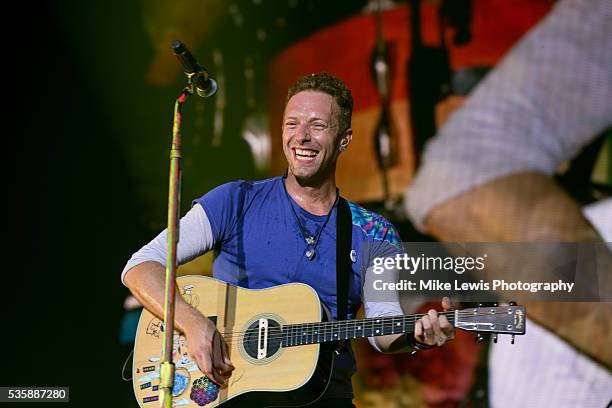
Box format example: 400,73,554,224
362,241,405,352
364,301,404,352
121,204,215,285
405,0,612,231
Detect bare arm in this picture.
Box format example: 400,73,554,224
121,205,234,385
425,171,600,242
424,171,612,367
124,261,206,334
405,0,612,367
124,261,233,385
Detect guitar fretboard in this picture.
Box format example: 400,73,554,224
281,312,456,347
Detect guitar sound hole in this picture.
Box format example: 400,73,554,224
243,319,282,360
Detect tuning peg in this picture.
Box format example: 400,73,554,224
492,302,498,307
492,333,498,343
475,333,485,343
511,335,515,345
509,301,517,306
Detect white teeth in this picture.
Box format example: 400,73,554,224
295,148,318,157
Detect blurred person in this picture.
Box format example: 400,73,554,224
122,73,455,407
405,0,612,406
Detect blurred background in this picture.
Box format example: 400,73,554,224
9,0,610,407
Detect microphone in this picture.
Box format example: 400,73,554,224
171,40,217,98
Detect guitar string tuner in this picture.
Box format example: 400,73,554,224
511,334,515,345
492,333,498,343
509,301,517,306
475,333,485,343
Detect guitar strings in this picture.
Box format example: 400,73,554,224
215,310,518,343
219,309,514,342
219,309,511,338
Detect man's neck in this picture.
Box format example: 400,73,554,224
284,172,338,216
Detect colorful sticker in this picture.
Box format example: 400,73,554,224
140,382,151,390
172,369,190,397
143,366,156,372
177,352,192,368
152,385,159,391
190,376,219,406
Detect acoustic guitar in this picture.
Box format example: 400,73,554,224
132,276,525,407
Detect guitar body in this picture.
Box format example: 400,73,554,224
132,276,334,407
132,276,526,407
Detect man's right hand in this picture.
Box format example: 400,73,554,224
123,263,235,387
183,314,235,387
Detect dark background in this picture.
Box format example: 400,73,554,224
11,2,140,406
9,1,365,406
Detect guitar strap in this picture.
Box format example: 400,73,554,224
336,197,352,322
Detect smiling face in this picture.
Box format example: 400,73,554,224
282,90,351,184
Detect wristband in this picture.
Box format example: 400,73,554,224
407,333,434,354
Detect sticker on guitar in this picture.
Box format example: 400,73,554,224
190,376,220,407
145,318,163,338
182,284,200,308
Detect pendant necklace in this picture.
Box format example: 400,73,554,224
283,179,338,261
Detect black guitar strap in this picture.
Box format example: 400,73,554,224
336,197,352,322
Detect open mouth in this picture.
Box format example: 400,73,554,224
292,147,319,163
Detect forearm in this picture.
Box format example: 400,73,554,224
425,172,601,242
123,261,204,333
374,333,411,353
424,171,612,366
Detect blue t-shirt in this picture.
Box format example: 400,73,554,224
193,176,402,398
194,176,402,320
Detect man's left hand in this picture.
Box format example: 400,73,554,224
414,297,455,347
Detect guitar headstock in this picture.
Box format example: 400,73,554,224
455,303,526,342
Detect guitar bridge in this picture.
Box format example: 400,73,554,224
257,318,268,359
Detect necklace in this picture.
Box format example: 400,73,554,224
282,179,338,261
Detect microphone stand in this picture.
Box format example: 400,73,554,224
157,40,217,408
159,47,220,402
159,87,190,408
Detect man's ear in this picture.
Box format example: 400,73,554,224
339,128,353,152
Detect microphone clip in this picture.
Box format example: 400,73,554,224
171,40,217,98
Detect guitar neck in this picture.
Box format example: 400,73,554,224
281,312,456,347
